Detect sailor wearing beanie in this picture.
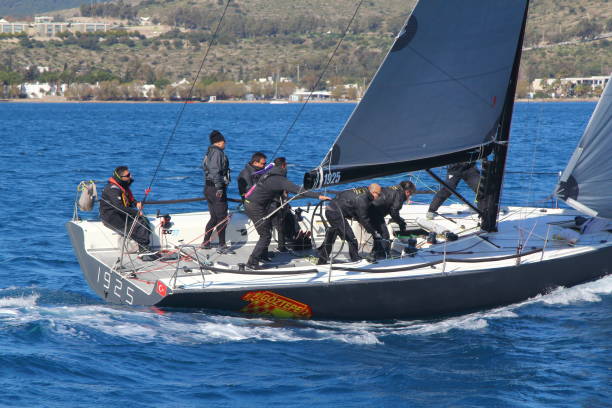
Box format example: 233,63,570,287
201,130,234,254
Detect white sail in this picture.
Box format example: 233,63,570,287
556,74,612,219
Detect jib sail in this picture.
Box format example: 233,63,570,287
556,75,612,219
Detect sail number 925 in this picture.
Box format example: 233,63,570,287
322,171,341,186
97,267,134,305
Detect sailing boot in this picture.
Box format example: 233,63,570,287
316,256,328,265
217,245,236,255
246,256,260,270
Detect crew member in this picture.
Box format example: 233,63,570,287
237,151,267,199
369,181,416,258
317,183,382,265
244,157,330,269
99,166,151,252
427,161,481,219
202,130,233,254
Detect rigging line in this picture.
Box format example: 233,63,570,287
144,0,233,198
270,0,365,158
519,99,544,238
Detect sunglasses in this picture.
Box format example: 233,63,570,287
121,173,131,178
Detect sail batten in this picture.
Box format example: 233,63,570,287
305,0,529,188
555,74,612,219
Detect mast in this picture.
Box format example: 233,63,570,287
480,2,530,232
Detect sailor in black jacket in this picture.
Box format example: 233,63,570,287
317,183,382,264
237,152,267,199
427,161,481,219
244,157,330,269
369,181,416,258
202,130,233,253
99,166,151,251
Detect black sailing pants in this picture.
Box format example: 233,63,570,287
428,166,482,213
103,216,150,248
370,211,390,256
204,184,228,246
245,202,272,262
318,207,361,262
270,201,287,249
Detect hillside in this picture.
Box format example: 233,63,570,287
0,0,112,17
0,0,610,90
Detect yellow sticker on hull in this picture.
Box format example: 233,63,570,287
241,291,313,319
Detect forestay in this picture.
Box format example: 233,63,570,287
305,0,529,188
556,74,612,219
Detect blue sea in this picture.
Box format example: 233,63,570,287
0,101,610,407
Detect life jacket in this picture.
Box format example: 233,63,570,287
108,177,135,207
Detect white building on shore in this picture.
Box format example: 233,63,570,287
289,89,332,102
0,19,27,34
532,75,610,92
20,82,67,98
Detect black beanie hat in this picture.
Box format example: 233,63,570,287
209,130,225,144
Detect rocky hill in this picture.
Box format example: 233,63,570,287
1,0,610,89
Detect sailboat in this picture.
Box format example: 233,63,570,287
270,69,289,104
66,0,610,320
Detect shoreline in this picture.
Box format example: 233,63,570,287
3,96,599,104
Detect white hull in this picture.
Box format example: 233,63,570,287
66,203,611,319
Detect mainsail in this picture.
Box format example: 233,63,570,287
555,75,612,219
305,0,529,188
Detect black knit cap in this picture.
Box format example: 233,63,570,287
209,130,225,144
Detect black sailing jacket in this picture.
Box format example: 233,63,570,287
202,145,230,190
237,163,259,198
99,181,139,231
371,185,407,230
329,187,377,234
245,166,319,210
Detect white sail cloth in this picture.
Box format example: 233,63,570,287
556,74,612,219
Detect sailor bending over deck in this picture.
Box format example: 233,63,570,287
369,181,416,259
99,166,151,253
317,184,382,265
244,157,331,270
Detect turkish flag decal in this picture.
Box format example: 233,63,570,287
156,281,168,297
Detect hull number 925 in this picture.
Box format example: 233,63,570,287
322,171,341,186
97,267,134,305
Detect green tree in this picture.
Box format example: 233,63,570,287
573,19,601,41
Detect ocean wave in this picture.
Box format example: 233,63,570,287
0,275,609,346
516,274,612,307
0,294,39,308
539,274,612,305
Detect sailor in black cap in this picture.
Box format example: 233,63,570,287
202,130,234,254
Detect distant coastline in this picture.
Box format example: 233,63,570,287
5,96,599,104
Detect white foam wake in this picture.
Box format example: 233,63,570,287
0,275,609,345
0,294,39,308
537,274,612,305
